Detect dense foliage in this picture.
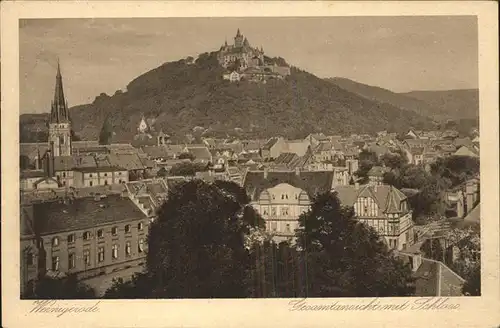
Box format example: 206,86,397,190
104,186,415,298
295,192,415,297
382,155,479,223
22,274,96,299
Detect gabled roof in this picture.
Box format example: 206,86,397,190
333,184,407,216
186,146,212,161
243,170,334,201
262,137,280,150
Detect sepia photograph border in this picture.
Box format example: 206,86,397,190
2,1,499,328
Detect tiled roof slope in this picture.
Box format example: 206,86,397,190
243,170,334,200
33,194,146,235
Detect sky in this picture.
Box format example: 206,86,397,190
19,16,478,114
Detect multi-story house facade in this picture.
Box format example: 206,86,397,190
334,184,414,250
243,169,336,242
20,194,150,294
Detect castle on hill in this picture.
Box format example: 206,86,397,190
217,29,291,83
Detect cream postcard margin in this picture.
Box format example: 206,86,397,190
1,1,499,328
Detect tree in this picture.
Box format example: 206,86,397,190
355,150,379,183
380,151,408,170
103,272,151,299
462,264,480,296
157,167,168,177
295,192,415,297
169,162,199,176
22,274,96,299
144,180,264,298
98,115,113,145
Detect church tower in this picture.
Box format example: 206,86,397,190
48,60,72,157
234,28,244,48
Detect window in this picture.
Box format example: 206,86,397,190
111,227,118,236
104,173,108,177
52,237,59,247
281,194,284,200
281,207,289,216
272,195,275,200
83,250,90,266
83,231,91,241
263,208,268,215
125,242,131,256
104,180,108,186
97,229,103,238
271,207,277,216
62,172,66,178
138,222,143,231
285,223,291,232
89,174,93,178
271,222,277,231
89,181,93,187
112,245,119,259
125,225,131,233
138,239,144,253
67,234,75,244
119,172,122,176
26,252,34,266
63,181,66,186
52,256,60,271
68,253,76,269
98,247,105,262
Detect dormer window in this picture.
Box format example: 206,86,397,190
52,237,59,247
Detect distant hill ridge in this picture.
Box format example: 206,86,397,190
21,51,441,142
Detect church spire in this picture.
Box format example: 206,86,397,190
50,58,70,124
236,28,241,37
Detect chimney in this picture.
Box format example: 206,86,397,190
354,182,359,190
263,166,269,179
295,166,300,176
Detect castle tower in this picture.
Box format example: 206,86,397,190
48,60,72,157
234,28,244,48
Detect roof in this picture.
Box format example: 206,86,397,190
262,137,280,150
20,170,45,179
274,153,300,166
464,204,480,222
107,153,147,170
74,166,125,173
333,184,408,216
309,133,329,141
243,170,334,201
53,156,78,171
315,142,333,152
32,194,146,235
286,141,310,157
455,145,479,157
142,146,171,159
72,155,98,169
414,258,465,296
186,146,212,161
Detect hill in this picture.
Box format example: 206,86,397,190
21,52,435,142
401,89,479,120
325,77,450,121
